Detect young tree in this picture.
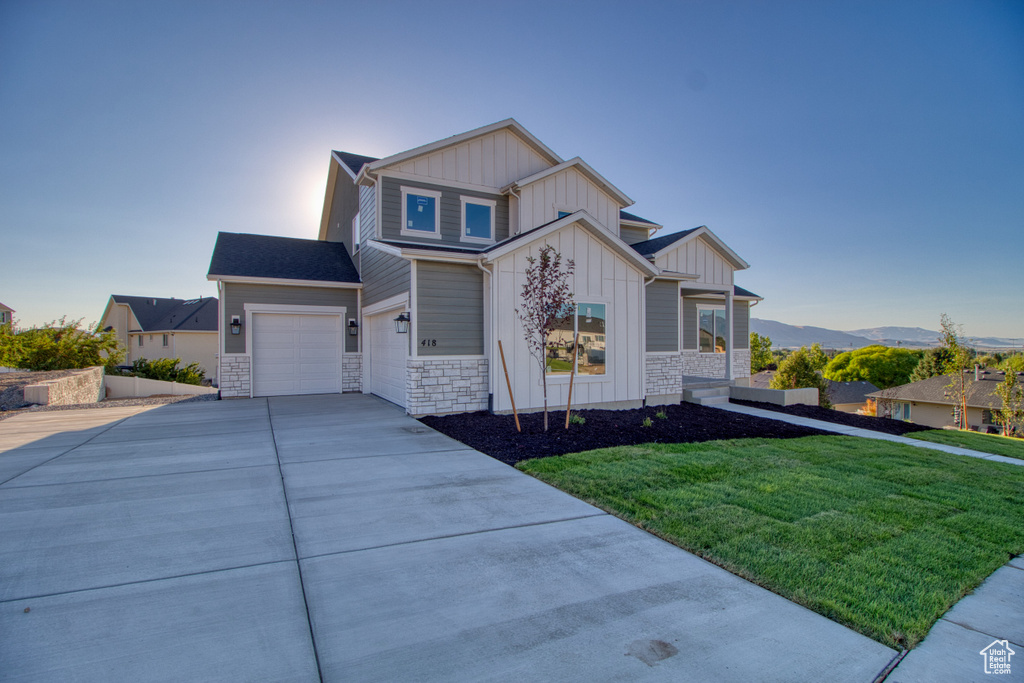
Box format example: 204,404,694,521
992,371,1023,437
516,245,575,432
770,346,832,408
939,314,973,430
749,332,773,373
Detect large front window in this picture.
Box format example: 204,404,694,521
546,303,607,376
698,306,726,353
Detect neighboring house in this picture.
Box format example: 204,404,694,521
0,302,13,326
750,371,877,413
827,380,879,413
208,119,761,414
99,295,219,381
868,368,1022,431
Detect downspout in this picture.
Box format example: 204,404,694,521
505,183,522,235
477,255,496,411
216,280,224,388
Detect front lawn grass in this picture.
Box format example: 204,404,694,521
516,435,1024,649
906,429,1024,461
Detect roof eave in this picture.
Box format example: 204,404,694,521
483,210,659,277
509,157,633,207
366,119,563,174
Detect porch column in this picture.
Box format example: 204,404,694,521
725,288,734,381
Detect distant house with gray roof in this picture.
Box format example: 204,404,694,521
99,295,219,381
750,370,878,413
867,368,1022,432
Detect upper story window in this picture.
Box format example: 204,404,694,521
698,305,727,353
162,334,169,347
557,210,572,219
138,335,144,347
401,186,442,239
461,196,496,244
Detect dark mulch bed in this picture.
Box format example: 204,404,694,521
420,402,832,465
730,399,934,436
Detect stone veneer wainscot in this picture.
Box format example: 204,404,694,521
645,353,684,398
406,358,488,416
680,349,751,381
342,353,362,393
219,355,251,398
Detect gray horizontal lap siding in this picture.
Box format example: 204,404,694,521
646,280,679,352
359,185,375,247
324,166,360,253
381,176,508,246
681,297,750,351
416,262,483,356
361,245,411,307
223,283,358,354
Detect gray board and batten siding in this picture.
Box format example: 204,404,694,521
415,261,484,356
360,245,411,308
380,176,509,246
222,283,359,354
681,297,750,351
323,162,361,253
646,279,680,352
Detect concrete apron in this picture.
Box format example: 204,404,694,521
1,394,897,682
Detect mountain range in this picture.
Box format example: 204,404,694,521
750,319,1022,350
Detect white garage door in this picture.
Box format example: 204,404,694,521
252,313,342,397
367,311,407,407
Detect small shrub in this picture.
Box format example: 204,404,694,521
656,410,668,420
642,417,653,428
13,317,124,371
130,358,205,385
568,413,586,425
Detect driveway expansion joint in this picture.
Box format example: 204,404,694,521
0,414,133,486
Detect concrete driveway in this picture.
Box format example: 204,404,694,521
1,395,898,681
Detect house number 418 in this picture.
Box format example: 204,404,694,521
420,339,437,347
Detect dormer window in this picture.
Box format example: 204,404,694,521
461,197,496,244
401,186,442,239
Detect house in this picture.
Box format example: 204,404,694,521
868,368,1023,431
207,119,761,414
750,371,877,413
99,295,219,381
0,302,13,326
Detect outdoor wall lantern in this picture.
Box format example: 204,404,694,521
394,312,411,334
230,316,241,335
348,319,359,336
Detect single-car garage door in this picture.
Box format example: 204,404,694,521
367,311,407,407
252,313,342,397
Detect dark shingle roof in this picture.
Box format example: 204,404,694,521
866,370,1022,409
376,240,483,255
619,210,659,226
827,380,880,405
334,151,379,177
208,232,360,283
628,227,701,257
111,295,218,332
734,285,761,299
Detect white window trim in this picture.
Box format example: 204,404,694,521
352,214,360,253
460,196,496,244
545,300,611,380
553,204,577,220
697,304,726,354
400,186,443,240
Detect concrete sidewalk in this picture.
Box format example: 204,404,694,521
3,395,903,681
716,401,1024,467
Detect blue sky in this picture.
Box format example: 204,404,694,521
2,0,1021,339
